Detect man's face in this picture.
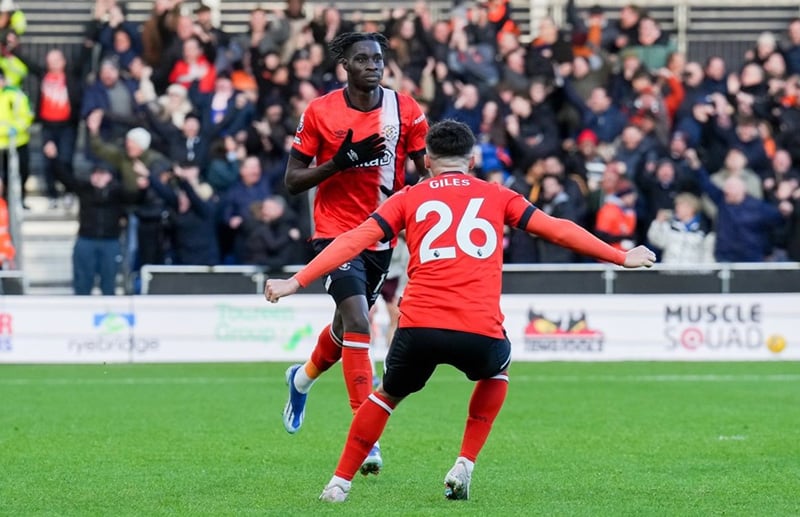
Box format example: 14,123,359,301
125,138,144,159
587,88,609,113
343,40,384,92
46,50,65,72
183,117,200,137
100,64,119,86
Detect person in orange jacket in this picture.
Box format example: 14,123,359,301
0,178,16,268
594,179,638,251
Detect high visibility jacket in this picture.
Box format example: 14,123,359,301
0,85,33,149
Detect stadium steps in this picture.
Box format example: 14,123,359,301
19,193,78,295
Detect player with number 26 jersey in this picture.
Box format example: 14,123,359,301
372,174,533,339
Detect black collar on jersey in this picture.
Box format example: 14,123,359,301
344,87,384,112
439,171,467,176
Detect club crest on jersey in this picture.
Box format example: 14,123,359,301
339,262,351,271
383,124,399,142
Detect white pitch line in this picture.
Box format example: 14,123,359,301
0,373,799,386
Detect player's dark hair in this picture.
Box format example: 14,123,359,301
426,120,476,159
329,32,389,61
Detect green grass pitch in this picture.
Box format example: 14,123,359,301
1,362,799,516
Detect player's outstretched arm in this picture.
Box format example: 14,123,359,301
264,218,386,303
623,245,656,268
525,210,655,267
265,277,301,303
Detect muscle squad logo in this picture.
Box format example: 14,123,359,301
664,303,766,351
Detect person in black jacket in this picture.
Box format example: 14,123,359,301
46,142,134,295
241,194,301,270
145,161,219,265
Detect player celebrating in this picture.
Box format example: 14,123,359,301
281,31,428,475
266,120,656,502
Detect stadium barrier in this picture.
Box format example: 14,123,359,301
139,262,800,295
0,291,796,364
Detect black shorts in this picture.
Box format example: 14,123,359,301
382,327,512,398
312,239,392,308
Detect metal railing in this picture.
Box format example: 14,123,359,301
140,262,800,296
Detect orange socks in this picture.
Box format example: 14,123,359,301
306,324,342,378
334,392,394,481
459,376,509,462
341,332,372,413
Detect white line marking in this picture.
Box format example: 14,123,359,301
0,373,798,386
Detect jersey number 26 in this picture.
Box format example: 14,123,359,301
416,198,497,263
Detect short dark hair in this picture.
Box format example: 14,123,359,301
426,120,475,159
329,32,389,61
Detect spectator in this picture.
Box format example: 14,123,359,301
629,15,676,71
706,148,763,221
90,3,142,71
442,83,482,135
30,49,83,208
242,194,301,269
281,0,313,64
81,57,140,145
637,158,698,234
218,155,272,263
647,192,715,264
543,155,588,224
168,36,216,94
146,161,219,265
0,0,25,36
153,13,215,94
614,124,659,181
526,16,572,82
783,185,800,261
0,178,14,268
564,128,607,190
674,60,705,124
499,46,529,94
745,31,778,67
252,50,291,111
0,29,26,87
236,6,289,69
763,149,800,203
784,18,800,76
47,142,132,295
536,174,583,262
702,56,728,97
505,91,560,168
86,112,172,269
693,152,786,262
205,136,242,195
140,0,181,70
506,158,546,262
194,72,254,139
563,82,627,144
193,3,239,75
594,179,638,251
586,160,626,231
610,4,642,52
0,68,32,206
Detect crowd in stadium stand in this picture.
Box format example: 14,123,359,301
1,0,800,285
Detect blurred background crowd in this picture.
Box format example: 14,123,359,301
1,0,800,293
